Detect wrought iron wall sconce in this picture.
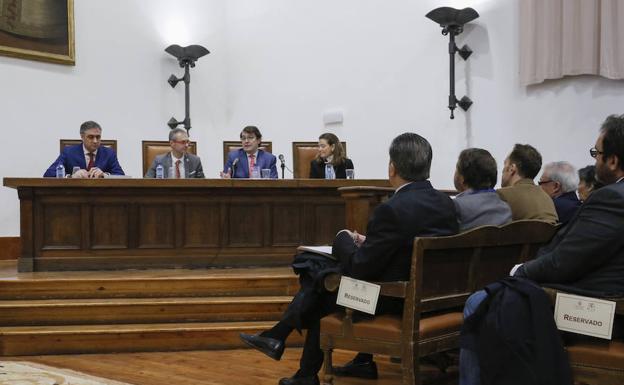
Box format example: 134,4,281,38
426,7,479,119
165,44,210,132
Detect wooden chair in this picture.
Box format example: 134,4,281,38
320,220,558,385
222,141,273,165
292,141,347,179
542,288,624,385
60,139,117,153
142,140,197,176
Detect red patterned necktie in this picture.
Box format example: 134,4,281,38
249,154,255,174
87,153,95,171
175,159,181,178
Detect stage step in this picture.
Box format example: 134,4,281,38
0,266,299,300
0,296,293,326
0,321,304,356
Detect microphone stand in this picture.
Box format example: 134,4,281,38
280,162,285,179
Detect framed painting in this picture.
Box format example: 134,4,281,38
0,0,74,65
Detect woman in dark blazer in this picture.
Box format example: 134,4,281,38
309,133,354,178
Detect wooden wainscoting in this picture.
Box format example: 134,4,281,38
0,237,19,260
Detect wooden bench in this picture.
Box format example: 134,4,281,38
543,288,624,385
319,220,558,385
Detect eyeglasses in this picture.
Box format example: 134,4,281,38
240,136,257,142
538,180,554,186
172,140,190,145
589,147,604,158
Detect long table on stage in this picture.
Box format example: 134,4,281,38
3,178,391,272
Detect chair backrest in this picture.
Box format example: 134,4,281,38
142,140,197,176
60,139,118,153
292,141,347,178
411,220,559,315
222,141,273,165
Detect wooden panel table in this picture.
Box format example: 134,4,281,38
3,178,390,272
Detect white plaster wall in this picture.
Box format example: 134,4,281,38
0,0,622,235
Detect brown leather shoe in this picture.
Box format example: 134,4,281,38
239,332,284,361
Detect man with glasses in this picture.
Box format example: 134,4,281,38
221,126,278,179
44,120,125,178
496,143,558,224
459,114,624,385
538,161,581,225
145,128,204,178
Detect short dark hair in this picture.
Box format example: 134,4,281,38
456,148,498,190
508,143,542,179
389,133,432,181
578,165,595,184
80,121,101,135
600,114,624,171
240,126,262,141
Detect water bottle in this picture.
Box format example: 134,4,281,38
325,163,335,180
156,164,164,179
55,163,65,178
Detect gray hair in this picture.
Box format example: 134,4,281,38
543,161,579,193
169,128,188,141
79,121,101,134
389,133,432,181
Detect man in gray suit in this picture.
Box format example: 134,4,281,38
453,148,512,231
145,128,204,178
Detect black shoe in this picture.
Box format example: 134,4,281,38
332,359,378,379
278,374,319,385
240,332,284,361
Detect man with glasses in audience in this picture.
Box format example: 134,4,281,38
145,128,204,178
538,161,581,225
44,120,124,178
221,126,278,178
459,114,624,385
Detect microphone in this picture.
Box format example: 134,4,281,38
278,154,286,179
231,158,239,177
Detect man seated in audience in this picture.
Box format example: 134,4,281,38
459,114,624,385
538,161,581,225
577,164,603,202
496,144,558,224
239,133,458,385
145,128,204,178
453,148,512,231
221,126,278,178
44,121,124,178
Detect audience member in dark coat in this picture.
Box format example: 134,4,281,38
538,161,581,225
240,133,458,385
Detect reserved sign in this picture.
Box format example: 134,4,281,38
336,276,380,315
554,292,616,340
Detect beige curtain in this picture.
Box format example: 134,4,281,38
520,0,624,86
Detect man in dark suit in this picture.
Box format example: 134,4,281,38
538,161,582,226
460,114,624,385
240,133,458,385
145,128,204,178
221,126,278,178
44,121,124,178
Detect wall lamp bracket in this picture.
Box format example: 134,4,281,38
426,7,479,119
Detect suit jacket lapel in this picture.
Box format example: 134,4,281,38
184,154,191,178
74,145,87,169
239,151,249,177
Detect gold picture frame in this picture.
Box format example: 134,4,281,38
0,0,75,65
